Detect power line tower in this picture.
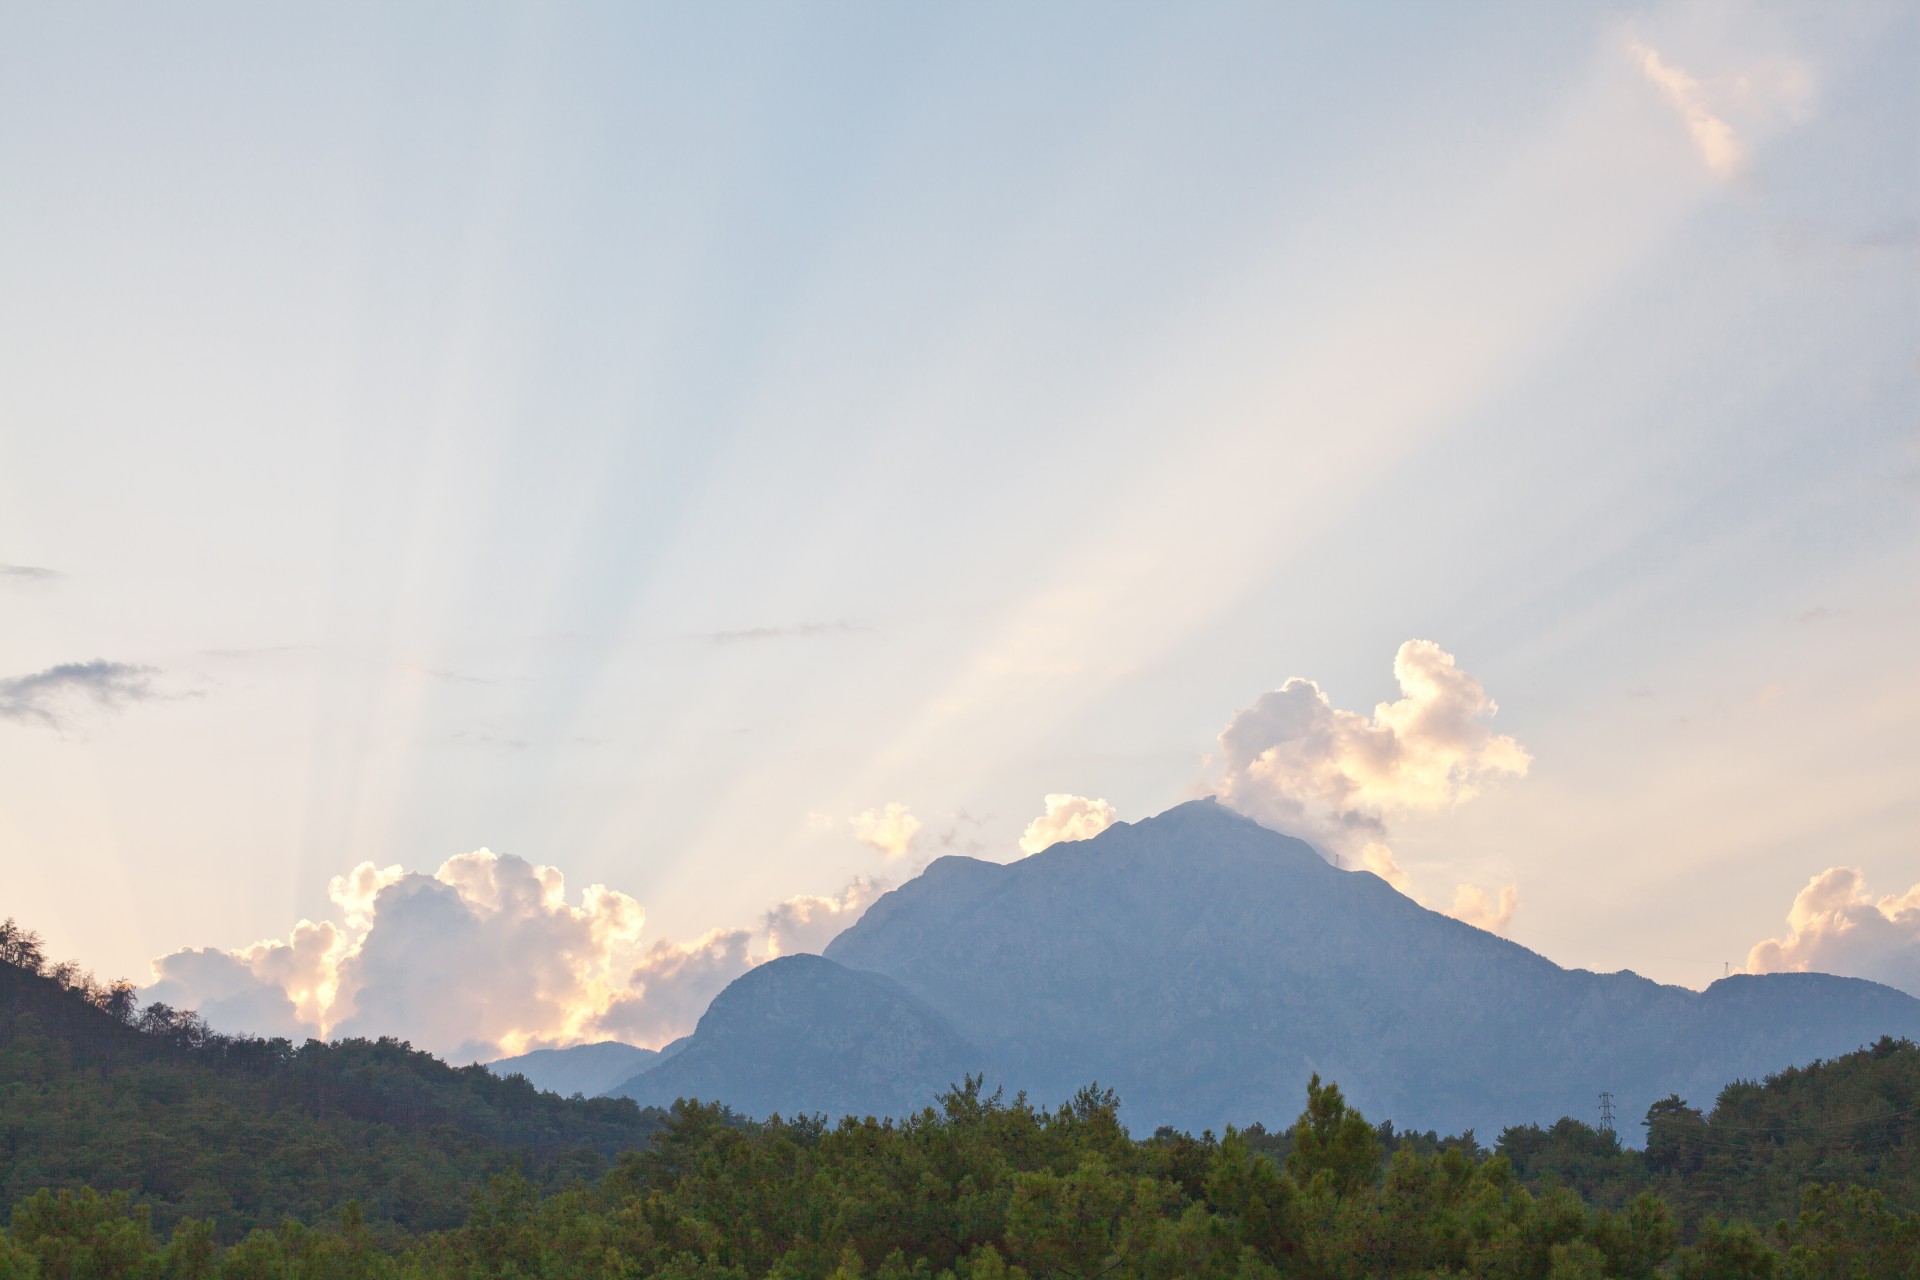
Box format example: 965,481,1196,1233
1598,1091,1616,1135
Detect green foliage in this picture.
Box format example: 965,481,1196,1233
1652,1036,1920,1231
1284,1074,1380,1197
1673,1218,1780,1280
0,933,667,1241
7,917,1920,1277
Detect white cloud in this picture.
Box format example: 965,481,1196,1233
1360,843,1416,896
1215,640,1527,933
328,854,648,1062
1217,640,1529,844
763,876,887,957
142,855,886,1060
1019,793,1118,855
594,928,754,1046
1746,867,1920,998
1627,40,1814,184
1451,882,1521,934
143,946,314,1040
1628,41,1745,181
850,802,923,860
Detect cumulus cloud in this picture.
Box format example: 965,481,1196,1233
851,802,923,860
1019,794,1119,855
1215,640,1527,933
763,877,887,957
143,853,886,1061
0,659,158,728
143,946,316,1040
594,928,754,1046
329,853,649,1062
1451,882,1521,934
1746,867,1920,998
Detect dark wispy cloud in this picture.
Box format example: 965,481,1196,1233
0,660,159,728
0,564,62,583
698,621,865,646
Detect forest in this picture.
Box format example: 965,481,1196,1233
3,918,1917,1278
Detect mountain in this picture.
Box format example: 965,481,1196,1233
486,1040,659,1097
606,954,989,1118
645,799,1920,1136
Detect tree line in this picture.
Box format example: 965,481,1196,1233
3,917,1916,1278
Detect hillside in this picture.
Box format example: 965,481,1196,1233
776,799,1920,1136
486,1040,660,1097
607,953,988,1118
0,925,668,1239
7,914,1920,1273
11,1050,1920,1276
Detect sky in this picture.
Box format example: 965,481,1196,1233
1,1,1916,1061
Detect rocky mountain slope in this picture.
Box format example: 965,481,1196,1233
595,800,1920,1136
606,954,987,1119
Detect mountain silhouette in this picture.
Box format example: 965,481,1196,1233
607,800,1920,1136
606,953,987,1119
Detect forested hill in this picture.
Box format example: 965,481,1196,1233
7,915,1920,1276
1493,1034,1920,1226
0,921,669,1240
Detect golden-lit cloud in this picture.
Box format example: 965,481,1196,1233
1626,40,1813,184
1628,41,1745,181
763,877,887,957
1018,793,1118,855
142,852,887,1062
850,802,923,860
1216,640,1527,933
1746,867,1920,997
1451,882,1521,934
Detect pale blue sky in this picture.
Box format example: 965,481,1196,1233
1,2,1915,1033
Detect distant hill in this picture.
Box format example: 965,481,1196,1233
0,935,668,1239
636,800,1920,1135
605,954,988,1118
487,1040,659,1097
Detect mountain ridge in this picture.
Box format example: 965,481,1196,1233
613,798,1920,1135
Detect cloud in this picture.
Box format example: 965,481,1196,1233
1451,882,1521,934
144,851,648,1062
329,853,648,1062
1215,640,1527,933
1217,640,1530,843
594,928,754,1046
763,877,887,957
597,880,888,1043
143,854,886,1060
0,564,61,582
1627,41,1813,184
700,622,864,645
851,802,923,860
1019,794,1119,855
1745,867,1920,998
143,947,316,1041
1628,41,1745,181
0,660,159,728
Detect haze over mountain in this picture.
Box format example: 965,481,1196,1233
486,1040,661,1098
607,800,1920,1137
